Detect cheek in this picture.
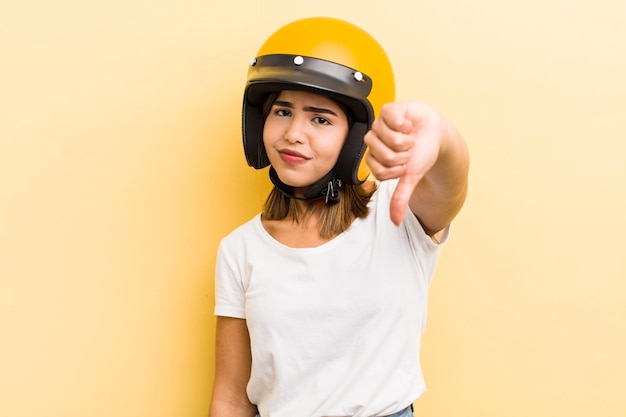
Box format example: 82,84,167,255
313,139,346,168
262,122,277,148
319,141,344,157
323,132,348,156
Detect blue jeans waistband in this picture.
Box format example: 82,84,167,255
385,404,414,417
255,404,413,417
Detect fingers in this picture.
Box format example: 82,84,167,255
364,101,443,226
364,133,411,180
369,104,415,152
364,105,416,181
378,102,414,136
365,152,406,181
365,106,418,226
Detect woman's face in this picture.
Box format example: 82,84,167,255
263,90,349,192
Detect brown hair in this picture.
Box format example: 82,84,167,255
263,183,376,238
260,91,375,238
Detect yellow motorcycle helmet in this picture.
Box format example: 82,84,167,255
243,16,395,190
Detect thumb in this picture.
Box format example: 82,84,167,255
389,172,422,226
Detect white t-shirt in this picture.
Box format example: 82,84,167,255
214,179,448,417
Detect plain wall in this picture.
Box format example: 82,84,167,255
1,1,624,416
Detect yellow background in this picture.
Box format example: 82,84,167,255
1,1,624,416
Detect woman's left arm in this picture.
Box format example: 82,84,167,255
364,101,470,235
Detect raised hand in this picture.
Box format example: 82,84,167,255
364,101,449,227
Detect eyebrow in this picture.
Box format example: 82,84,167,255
273,100,339,117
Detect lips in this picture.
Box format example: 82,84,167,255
278,149,310,164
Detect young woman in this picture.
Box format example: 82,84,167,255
209,17,469,417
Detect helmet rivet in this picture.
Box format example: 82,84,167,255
293,56,304,66
250,58,257,66
353,71,364,82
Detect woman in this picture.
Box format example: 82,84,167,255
209,17,469,417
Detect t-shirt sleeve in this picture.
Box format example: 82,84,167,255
214,239,247,318
376,179,450,286
402,206,450,286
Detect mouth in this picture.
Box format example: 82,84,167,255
278,149,310,164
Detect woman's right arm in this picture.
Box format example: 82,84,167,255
208,316,257,417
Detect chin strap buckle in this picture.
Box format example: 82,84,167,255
324,178,342,204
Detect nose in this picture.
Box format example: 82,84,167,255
284,116,306,144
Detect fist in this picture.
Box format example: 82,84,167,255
364,101,444,225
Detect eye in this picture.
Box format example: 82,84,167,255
273,108,291,117
313,116,331,125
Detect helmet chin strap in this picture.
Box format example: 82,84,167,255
269,167,342,204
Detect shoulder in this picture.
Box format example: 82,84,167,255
367,178,398,204
219,214,264,253
367,179,449,247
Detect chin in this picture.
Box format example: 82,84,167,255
281,178,310,188
274,171,310,188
